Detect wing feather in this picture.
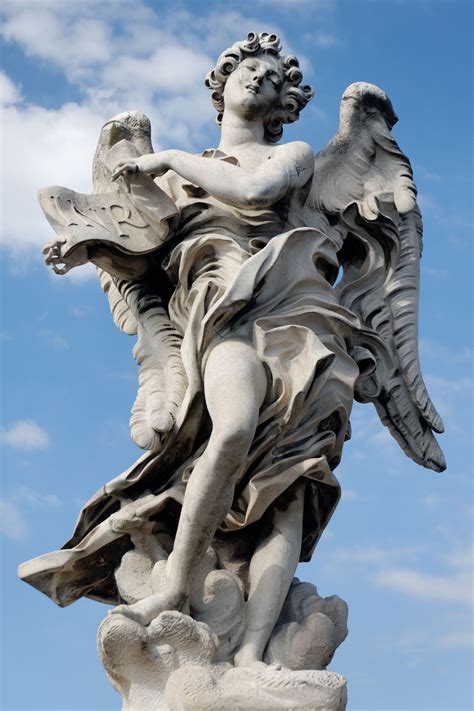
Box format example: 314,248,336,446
306,82,445,471
98,269,138,335
91,112,186,452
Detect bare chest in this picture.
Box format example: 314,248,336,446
225,144,278,172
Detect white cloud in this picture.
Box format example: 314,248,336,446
434,630,473,649
1,95,107,254
14,485,60,508
370,543,473,608
444,545,473,570
61,262,99,283
0,499,30,540
425,374,473,395
257,0,335,8
372,567,472,605
39,329,69,350
397,624,474,654
417,192,436,210
421,493,442,511
0,70,22,105
0,2,320,267
71,305,92,318
2,8,112,80
427,377,472,437
413,162,442,182
0,420,50,450
341,488,361,501
0,486,61,541
322,541,473,608
322,544,423,567
421,265,449,279
313,31,341,48
420,339,473,365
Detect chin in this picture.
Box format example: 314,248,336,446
237,98,269,120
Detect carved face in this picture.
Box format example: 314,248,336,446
223,54,283,121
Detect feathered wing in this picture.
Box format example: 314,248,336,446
93,112,187,452
305,82,445,472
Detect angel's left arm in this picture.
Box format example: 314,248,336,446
112,142,314,209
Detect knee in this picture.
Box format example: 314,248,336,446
209,425,254,462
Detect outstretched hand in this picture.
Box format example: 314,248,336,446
112,159,140,182
112,152,174,182
43,238,88,275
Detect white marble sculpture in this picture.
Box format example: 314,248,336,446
19,32,445,710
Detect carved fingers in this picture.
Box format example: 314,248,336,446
112,159,141,182
111,153,172,183
43,237,68,274
43,238,89,275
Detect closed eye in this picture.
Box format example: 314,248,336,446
267,72,281,89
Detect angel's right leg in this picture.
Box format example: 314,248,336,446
111,337,267,625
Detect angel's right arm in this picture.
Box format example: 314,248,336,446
113,142,314,209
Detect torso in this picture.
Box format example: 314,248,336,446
217,139,312,176
217,142,278,172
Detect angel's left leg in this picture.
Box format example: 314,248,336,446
234,480,305,668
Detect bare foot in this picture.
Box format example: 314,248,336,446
234,647,265,669
109,590,187,626
234,645,284,670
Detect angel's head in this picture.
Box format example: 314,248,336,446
205,32,314,143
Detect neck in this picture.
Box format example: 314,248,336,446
218,112,267,151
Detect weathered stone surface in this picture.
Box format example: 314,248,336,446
20,29,445,710
98,610,347,711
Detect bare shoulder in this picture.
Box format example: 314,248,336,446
272,141,314,188
275,140,314,167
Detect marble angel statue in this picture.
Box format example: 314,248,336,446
20,32,445,699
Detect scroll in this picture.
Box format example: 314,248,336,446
38,140,178,259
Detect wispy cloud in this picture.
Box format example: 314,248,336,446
321,539,473,653
0,499,30,540
321,543,424,567
39,328,69,350
14,485,60,508
313,30,341,48
434,630,473,649
413,163,442,182
321,541,473,607
420,339,473,366
71,305,92,318
372,567,472,605
0,70,22,104
257,0,335,8
425,373,473,403
341,488,362,502
421,264,449,280
344,404,402,464
0,486,61,540
416,191,473,242
421,493,442,511
0,420,50,450
398,623,473,653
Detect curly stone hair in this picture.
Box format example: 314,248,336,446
205,32,314,143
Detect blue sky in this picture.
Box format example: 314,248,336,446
0,1,472,709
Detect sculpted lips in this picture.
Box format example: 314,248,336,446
245,84,259,94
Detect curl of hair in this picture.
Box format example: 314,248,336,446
205,32,315,143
